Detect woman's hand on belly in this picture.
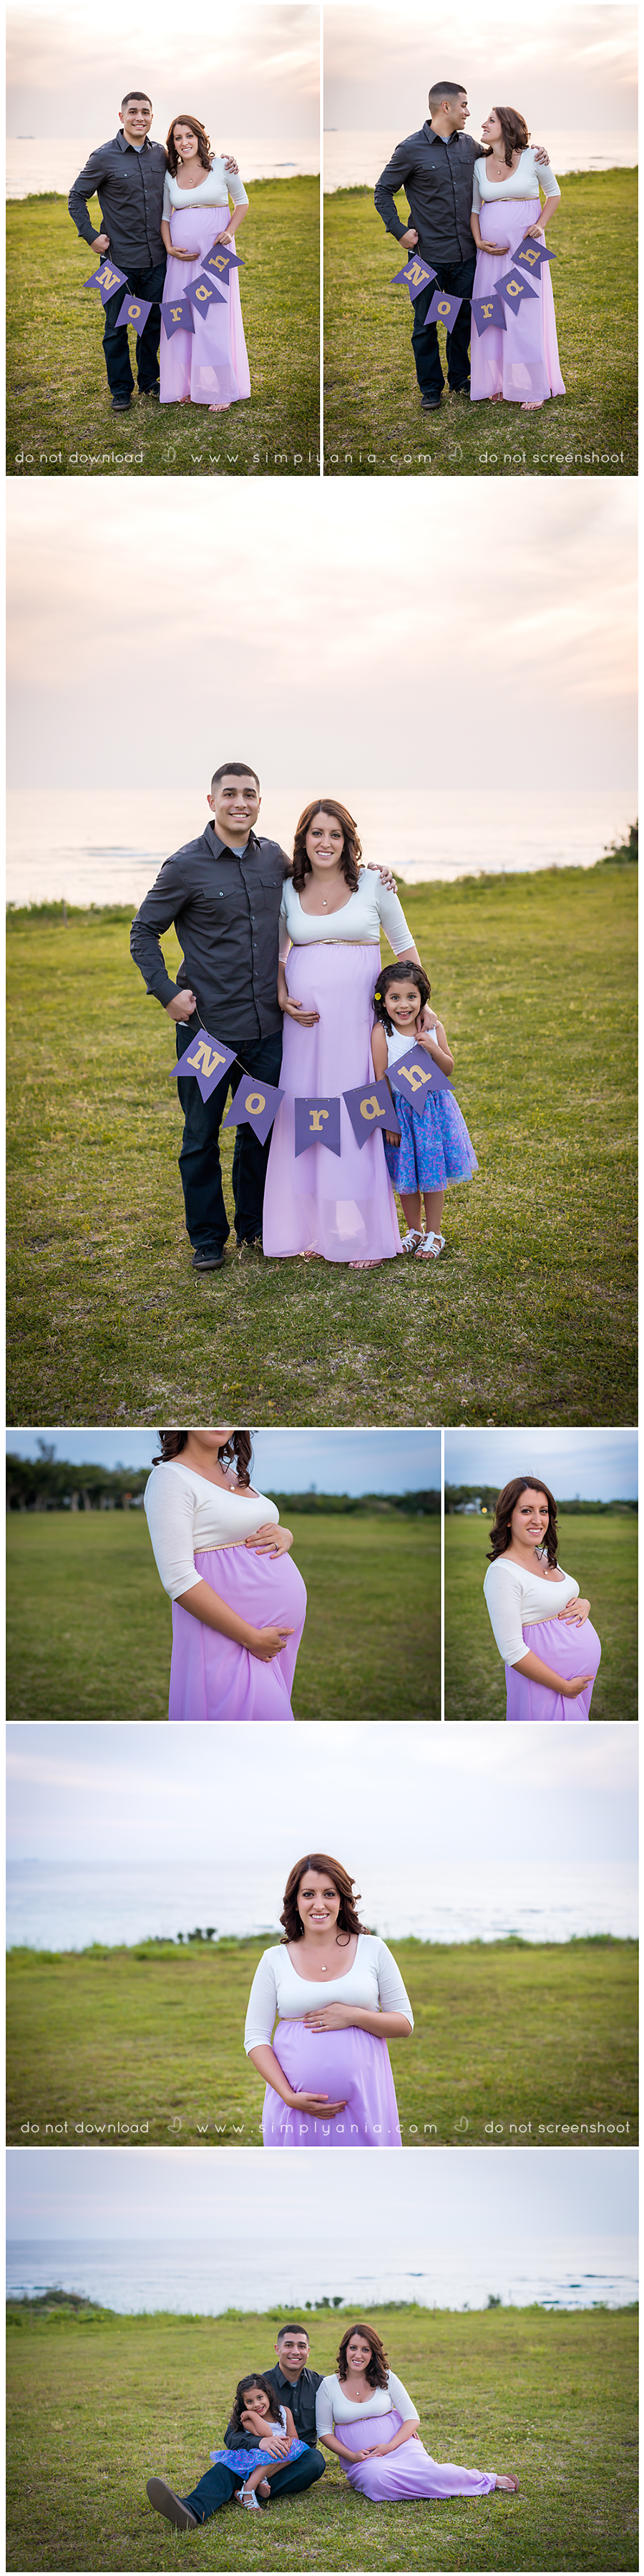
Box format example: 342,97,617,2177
288,2087,348,2113
557,1596,590,1625
244,1523,293,1556
247,1621,295,1662
281,992,320,1026
170,244,200,262
480,238,510,255
302,2002,356,2031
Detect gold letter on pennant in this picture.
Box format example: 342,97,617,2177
399,1063,431,1092
245,1091,265,1114
187,1040,225,1076
360,1095,380,1119
309,1108,328,1131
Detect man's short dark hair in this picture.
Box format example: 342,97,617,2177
210,761,260,790
121,92,152,109
428,81,467,105
276,2322,310,2343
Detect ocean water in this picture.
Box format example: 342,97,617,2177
7,136,320,200
6,2234,638,2313
323,127,638,190
6,1856,637,1953
6,786,633,908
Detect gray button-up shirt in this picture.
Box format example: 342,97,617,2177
375,123,482,263
68,130,168,268
130,825,291,1045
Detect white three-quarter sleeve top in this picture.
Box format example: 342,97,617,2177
316,2371,419,2434
162,156,249,219
280,874,413,950
244,1936,414,2052
483,1556,580,1664
144,1460,279,1599
472,150,560,209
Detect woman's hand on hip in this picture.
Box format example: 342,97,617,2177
244,1522,293,1556
562,1672,593,1697
302,2002,355,2031
558,1596,590,1625
247,1623,295,1662
281,995,320,1025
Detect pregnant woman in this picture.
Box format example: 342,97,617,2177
144,1428,306,1720
244,1852,414,2145
469,106,564,408
483,1475,602,1721
160,113,250,409
316,2324,519,2501
263,798,425,1266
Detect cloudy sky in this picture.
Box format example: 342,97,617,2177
6,1722,637,1873
7,1,318,139
323,0,637,140
446,1428,638,1501
6,2140,638,2246
6,484,637,794
6,1426,439,1493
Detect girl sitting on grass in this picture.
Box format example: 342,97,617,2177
371,961,478,1259
210,2375,308,2507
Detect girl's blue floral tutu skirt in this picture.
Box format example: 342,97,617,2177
384,1088,478,1194
209,2439,308,2474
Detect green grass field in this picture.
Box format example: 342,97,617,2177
6,866,636,1424
7,1936,637,2148
323,170,636,477
5,1509,439,1720
445,1513,638,1720
6,2301,638,2570
7,181,319,479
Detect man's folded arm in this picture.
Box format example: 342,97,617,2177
130,869,187,1006
68,151,108,244
374,147,414,238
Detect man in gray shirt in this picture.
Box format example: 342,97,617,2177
375,79,548,409
69,90,237,414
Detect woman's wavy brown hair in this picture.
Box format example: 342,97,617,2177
336,2323,389,2389
487,1475,558,1568
291,799,363,894
152,1430,253,1486
280,1853,373,1947
483,107,530,165
165,114,213,175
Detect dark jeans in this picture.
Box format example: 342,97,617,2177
411,253,477,396
182,2446,326,2522
102,260,167,396
175,1020,283,1254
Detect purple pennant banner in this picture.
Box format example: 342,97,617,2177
170,1028,238,1104
222,1074,285,1147
343,1078,401,1149
162,295,195,338
185,271,225,318
294,1096,342,1158
84,258,128,304
472,291,507,336
494,268,539,312
386,1043,453,1108
514,237,555,272
392,254,437,303
424,288,463,331
201,243,244,280
116,293,152,334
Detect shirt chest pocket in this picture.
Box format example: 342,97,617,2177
252,874,283,913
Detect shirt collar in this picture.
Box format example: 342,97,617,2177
207,824,258,860
424,121,460,148
273,2363,309,2389
117,128,153,153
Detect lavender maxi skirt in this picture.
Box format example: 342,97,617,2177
338,2410,497,2500
167,1545,306,1721
505,1613,601,1722
160,206,250,407
470,199,565,404
262,2020,403,2146
262,945,402,1264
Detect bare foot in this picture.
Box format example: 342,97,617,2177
521,401,543,411
489,389,504,402
299,1246,322,1261
258,2479,270,2499
208,402,230,412
495,2473,520,2492
348,1257,383,1269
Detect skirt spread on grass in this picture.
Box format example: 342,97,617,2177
337,2409,497,2499
160,206,250,407
263,945,402,1263
209,2439,307,2473
505,1612,602,1720
471,199,565,404
168,1544,307,1719
262,2019,402,2146
384,1086,478,1193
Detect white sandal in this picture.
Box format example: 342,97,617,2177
400,1228,424,1253
416,1230,446,1259
236,2487,260,2509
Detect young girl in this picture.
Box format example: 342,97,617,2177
210,2375,308,2509
371,961,478,1258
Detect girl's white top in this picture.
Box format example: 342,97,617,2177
280,874,413,949
385,1023,432,1066
211,2407,287,2463
483,1556,580,1664
144,1460,279,1599
316,2371,419,2433
244,1934,414,2051
472,149,560,209
162,155,249,218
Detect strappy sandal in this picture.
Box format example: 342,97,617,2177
415,1230,446,1259
400,1228,424,1253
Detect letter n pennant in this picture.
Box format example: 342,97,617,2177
169,1029,238,1102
